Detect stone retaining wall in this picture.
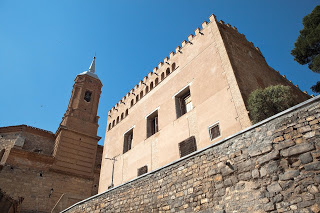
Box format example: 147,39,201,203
64,96,320,213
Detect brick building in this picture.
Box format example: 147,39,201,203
0,58,103,213
99,14,310,192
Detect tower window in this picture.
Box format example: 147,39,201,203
178,136,197,158
166,68,170,76
108,123,111,130
121,113,124,121
140,91,143,99
137,165,148,176
209,123,221,140
131,99,134,107
145,86,149,94
123,128,133,154
146,110,158,138
116,116,119,124
136,95,139,103
161,72,165,80
175,86,192,118
0,149,5,162
125,109,128,117
84,91,92,102
172,63,176,71
155,78,159,86
150,82,154,90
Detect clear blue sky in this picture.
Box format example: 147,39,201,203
0,1,319,145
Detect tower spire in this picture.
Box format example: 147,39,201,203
88,56,96,73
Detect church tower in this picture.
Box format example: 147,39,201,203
53,57,102,178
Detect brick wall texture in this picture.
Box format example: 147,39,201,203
66,97,320,213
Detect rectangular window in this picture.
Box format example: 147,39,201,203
146,110,158,138
209,123,221,140
175,86,192,118
123,128,133,153
137,165,148,176
178,136,197,158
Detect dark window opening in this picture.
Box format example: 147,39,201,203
136,95,139,103
131,99,134,107
112,120,115,127
161,72,165,80
108,123,111,130
125,109,128,117
175,87,192,118
155,78,159,86
178,136,197,158
150,82,154,90
209,123,221,140
123,129,133,154
166,68,170,76
84,91,92,102
0,149,5,162
146,110,158,138
121,113,124,121
116,116,119,124
145,86,149,94
172,63,176,71
137,165,148,176
140,91,143,99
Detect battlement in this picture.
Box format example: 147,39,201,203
106,13,308,131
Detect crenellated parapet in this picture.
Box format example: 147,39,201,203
106,13,309,131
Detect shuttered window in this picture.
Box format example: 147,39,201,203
175,86,192,118
123,129,133,154
146,110,159,138
209,123,221,140
137,165,148,176
178,136,197,158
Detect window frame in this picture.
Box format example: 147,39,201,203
145,107,160,138
123,126,134,154
208,122,221,141
173,83,193,119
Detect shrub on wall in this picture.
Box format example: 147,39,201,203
248,85,295,124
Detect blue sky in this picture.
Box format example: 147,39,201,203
0,1,319,145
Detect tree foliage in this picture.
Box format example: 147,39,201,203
248,85,296,124
291,6,320,93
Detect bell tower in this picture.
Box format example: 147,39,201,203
53,57,103,178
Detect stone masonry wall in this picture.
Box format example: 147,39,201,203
64,97,320,213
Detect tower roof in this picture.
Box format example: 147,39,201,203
79,56,99,79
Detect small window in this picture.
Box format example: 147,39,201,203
116,116,119,124
209,123,221,140
166,68,170,76
108,123,112,130
112,120,115,127
136,95,139,103
146,110,158,138
175,86,192,118
123,128,133,154
150,82,154,90
161,72,165,80
125,109,128,117
178,136,197,158
145,86,149,94
172,63,176,71
84,91,92,102
131,99,134,107
137,165,148,176
121,113,124,121
140,91,143,99
155,78,159,86
0,149,5,162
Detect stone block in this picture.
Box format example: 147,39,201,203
281,143,315,157
299,152,313,164
257,150,279,165
279,170,300,181
267,182,282,193
304,162,320,171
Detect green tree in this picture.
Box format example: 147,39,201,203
248,85,296,124
291,6,320,93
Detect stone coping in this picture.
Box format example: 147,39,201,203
61,95,320,212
